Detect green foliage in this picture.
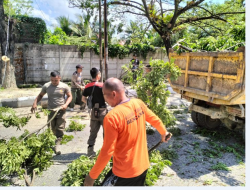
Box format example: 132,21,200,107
0,129,56,181
35,112,41,119
61,135,74,145
145,150,172,186
122,58,181,126
66,121,86,132
61,150,171,186
18,84,39,88
42,109,51,116
108,44,130,59
0,107,31,130
56,16,72,36
146,125,155,135
84,80,91,85
128,43,156,59
167,126,182,136
4,0,33,16
61,154,112,186
211,162,231,171
44,27,68,45
160,149,178,161
14,15,47,44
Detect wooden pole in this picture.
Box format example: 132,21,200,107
104,0,108,80
99,0,103,82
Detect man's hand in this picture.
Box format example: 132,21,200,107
161,132,172,143
61,104,68,111
31,104,37,113
84,174,95,186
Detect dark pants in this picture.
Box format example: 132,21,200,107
87,108,107,146
69,88,84,108
101,169,148,186
132,70,137,80
47,110,66,138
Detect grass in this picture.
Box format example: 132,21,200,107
211,162,231,171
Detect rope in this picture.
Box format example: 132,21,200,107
20,108,61,141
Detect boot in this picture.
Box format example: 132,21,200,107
87,146,96,157
53,137,62,155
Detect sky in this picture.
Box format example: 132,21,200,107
31,0,82,31
30,0,227,31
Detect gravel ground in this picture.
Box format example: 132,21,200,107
0,91,245,187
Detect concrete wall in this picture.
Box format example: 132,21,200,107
0,44,169,84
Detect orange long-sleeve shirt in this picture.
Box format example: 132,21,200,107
89,98,167,179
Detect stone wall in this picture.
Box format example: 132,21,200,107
0,44,168,84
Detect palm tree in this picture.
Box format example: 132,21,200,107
56,16,72,36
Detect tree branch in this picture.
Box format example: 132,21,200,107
117,10,146,16
110,1,145,12
175,15,226,27
140,0,162,35
177,0,205,17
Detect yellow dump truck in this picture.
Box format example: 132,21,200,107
169,48,245,138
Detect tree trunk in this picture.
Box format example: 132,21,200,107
162,36,172,59
0,0,17,88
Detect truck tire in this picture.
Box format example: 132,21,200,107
197,113,221,129
191,111,200,126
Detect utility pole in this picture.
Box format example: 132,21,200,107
104,0,108,80
99,0,103,82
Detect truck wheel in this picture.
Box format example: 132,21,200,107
197,113,221,129
191,111,200,126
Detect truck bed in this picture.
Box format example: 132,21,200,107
169,52,245,105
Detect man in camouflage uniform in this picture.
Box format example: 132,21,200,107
69,64,86,111
31,71,72,155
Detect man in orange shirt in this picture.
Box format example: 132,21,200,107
84,78,171,186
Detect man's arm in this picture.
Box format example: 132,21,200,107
31,92,45,113
82,96,87,104
61,91,72,110
84,116,118,186
142,101,171,142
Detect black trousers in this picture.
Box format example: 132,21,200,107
101,169,148,186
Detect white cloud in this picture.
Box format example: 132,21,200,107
31,0,82,30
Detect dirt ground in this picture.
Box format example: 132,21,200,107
0,90,245,187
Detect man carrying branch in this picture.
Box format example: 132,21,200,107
84,78,171,186
31,71,72,155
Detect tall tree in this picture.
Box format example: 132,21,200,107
4,0,33,16
0,0,17,88
69,0,245,56
56,16,73,36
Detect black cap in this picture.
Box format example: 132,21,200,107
76,64,83,69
